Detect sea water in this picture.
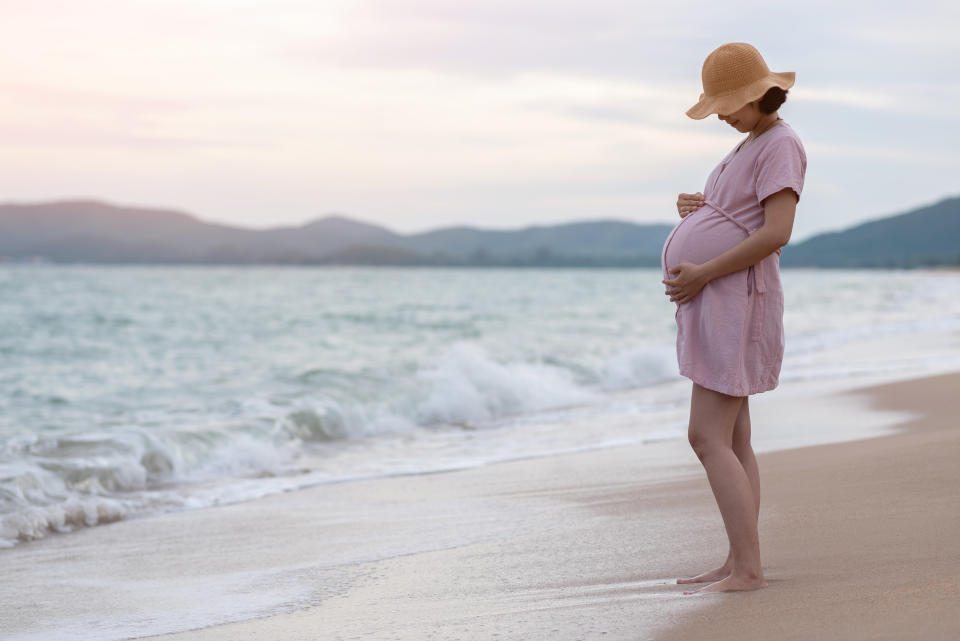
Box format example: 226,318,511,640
2,265,959,547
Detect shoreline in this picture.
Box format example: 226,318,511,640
2,370,958,640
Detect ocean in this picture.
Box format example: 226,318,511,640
2,265,959,548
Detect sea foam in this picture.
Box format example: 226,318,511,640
1,265,958,547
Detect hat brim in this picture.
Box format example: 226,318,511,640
686,71,795,120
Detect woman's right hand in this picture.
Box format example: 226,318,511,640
677,192,705,218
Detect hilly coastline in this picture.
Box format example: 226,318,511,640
779,196,960,268
1,195,957,268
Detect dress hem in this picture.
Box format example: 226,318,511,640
678,366,778,397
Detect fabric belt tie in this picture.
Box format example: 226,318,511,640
704,199,766,343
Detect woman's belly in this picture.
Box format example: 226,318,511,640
662,206,747,274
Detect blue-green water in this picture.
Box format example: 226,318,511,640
2,265,959,547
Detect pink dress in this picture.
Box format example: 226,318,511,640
661,121,807,396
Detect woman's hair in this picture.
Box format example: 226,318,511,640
758,87,788,114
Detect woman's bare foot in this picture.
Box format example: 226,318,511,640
683,572,767,595
676,564,732,585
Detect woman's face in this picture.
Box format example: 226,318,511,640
717,101,763,133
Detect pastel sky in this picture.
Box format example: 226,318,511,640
1,0,957,241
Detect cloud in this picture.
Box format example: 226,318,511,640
795,87,897,111
0,0,956,235
0,125,273,151
805,140,959,166
0,84,271,151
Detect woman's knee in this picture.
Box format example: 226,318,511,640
688,427,725,461
687,383,742,461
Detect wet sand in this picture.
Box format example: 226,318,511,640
2,372,958,640
156,372,960,640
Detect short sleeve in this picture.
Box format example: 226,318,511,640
754,134,806,204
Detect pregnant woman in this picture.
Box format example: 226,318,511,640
661,42,807,593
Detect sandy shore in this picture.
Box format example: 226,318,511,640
2,371,958,641
658,372,960,641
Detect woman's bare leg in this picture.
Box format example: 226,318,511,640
678,397,760,584
734,396,761,521
678,384,766,593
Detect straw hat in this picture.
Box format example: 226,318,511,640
686,43,795,120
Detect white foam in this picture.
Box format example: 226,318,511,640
0,496,132,548
2,268,959,549
414,341,601,427
600,344,678,391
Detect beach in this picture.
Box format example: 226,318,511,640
2,367,957,640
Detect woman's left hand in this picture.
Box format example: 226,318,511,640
662,262,709,304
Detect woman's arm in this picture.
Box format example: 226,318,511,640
663,188,797,304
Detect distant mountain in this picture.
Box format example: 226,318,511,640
401,220,671,263
0,200,258,263
1,195,957,267
0,199,673,266
0,201,406,264
782,195,960,268
257,215,406,257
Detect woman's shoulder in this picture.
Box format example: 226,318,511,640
766,121,804,148
752,121,808,201
757,122,806,160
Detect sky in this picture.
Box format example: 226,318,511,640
1,0,957,241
